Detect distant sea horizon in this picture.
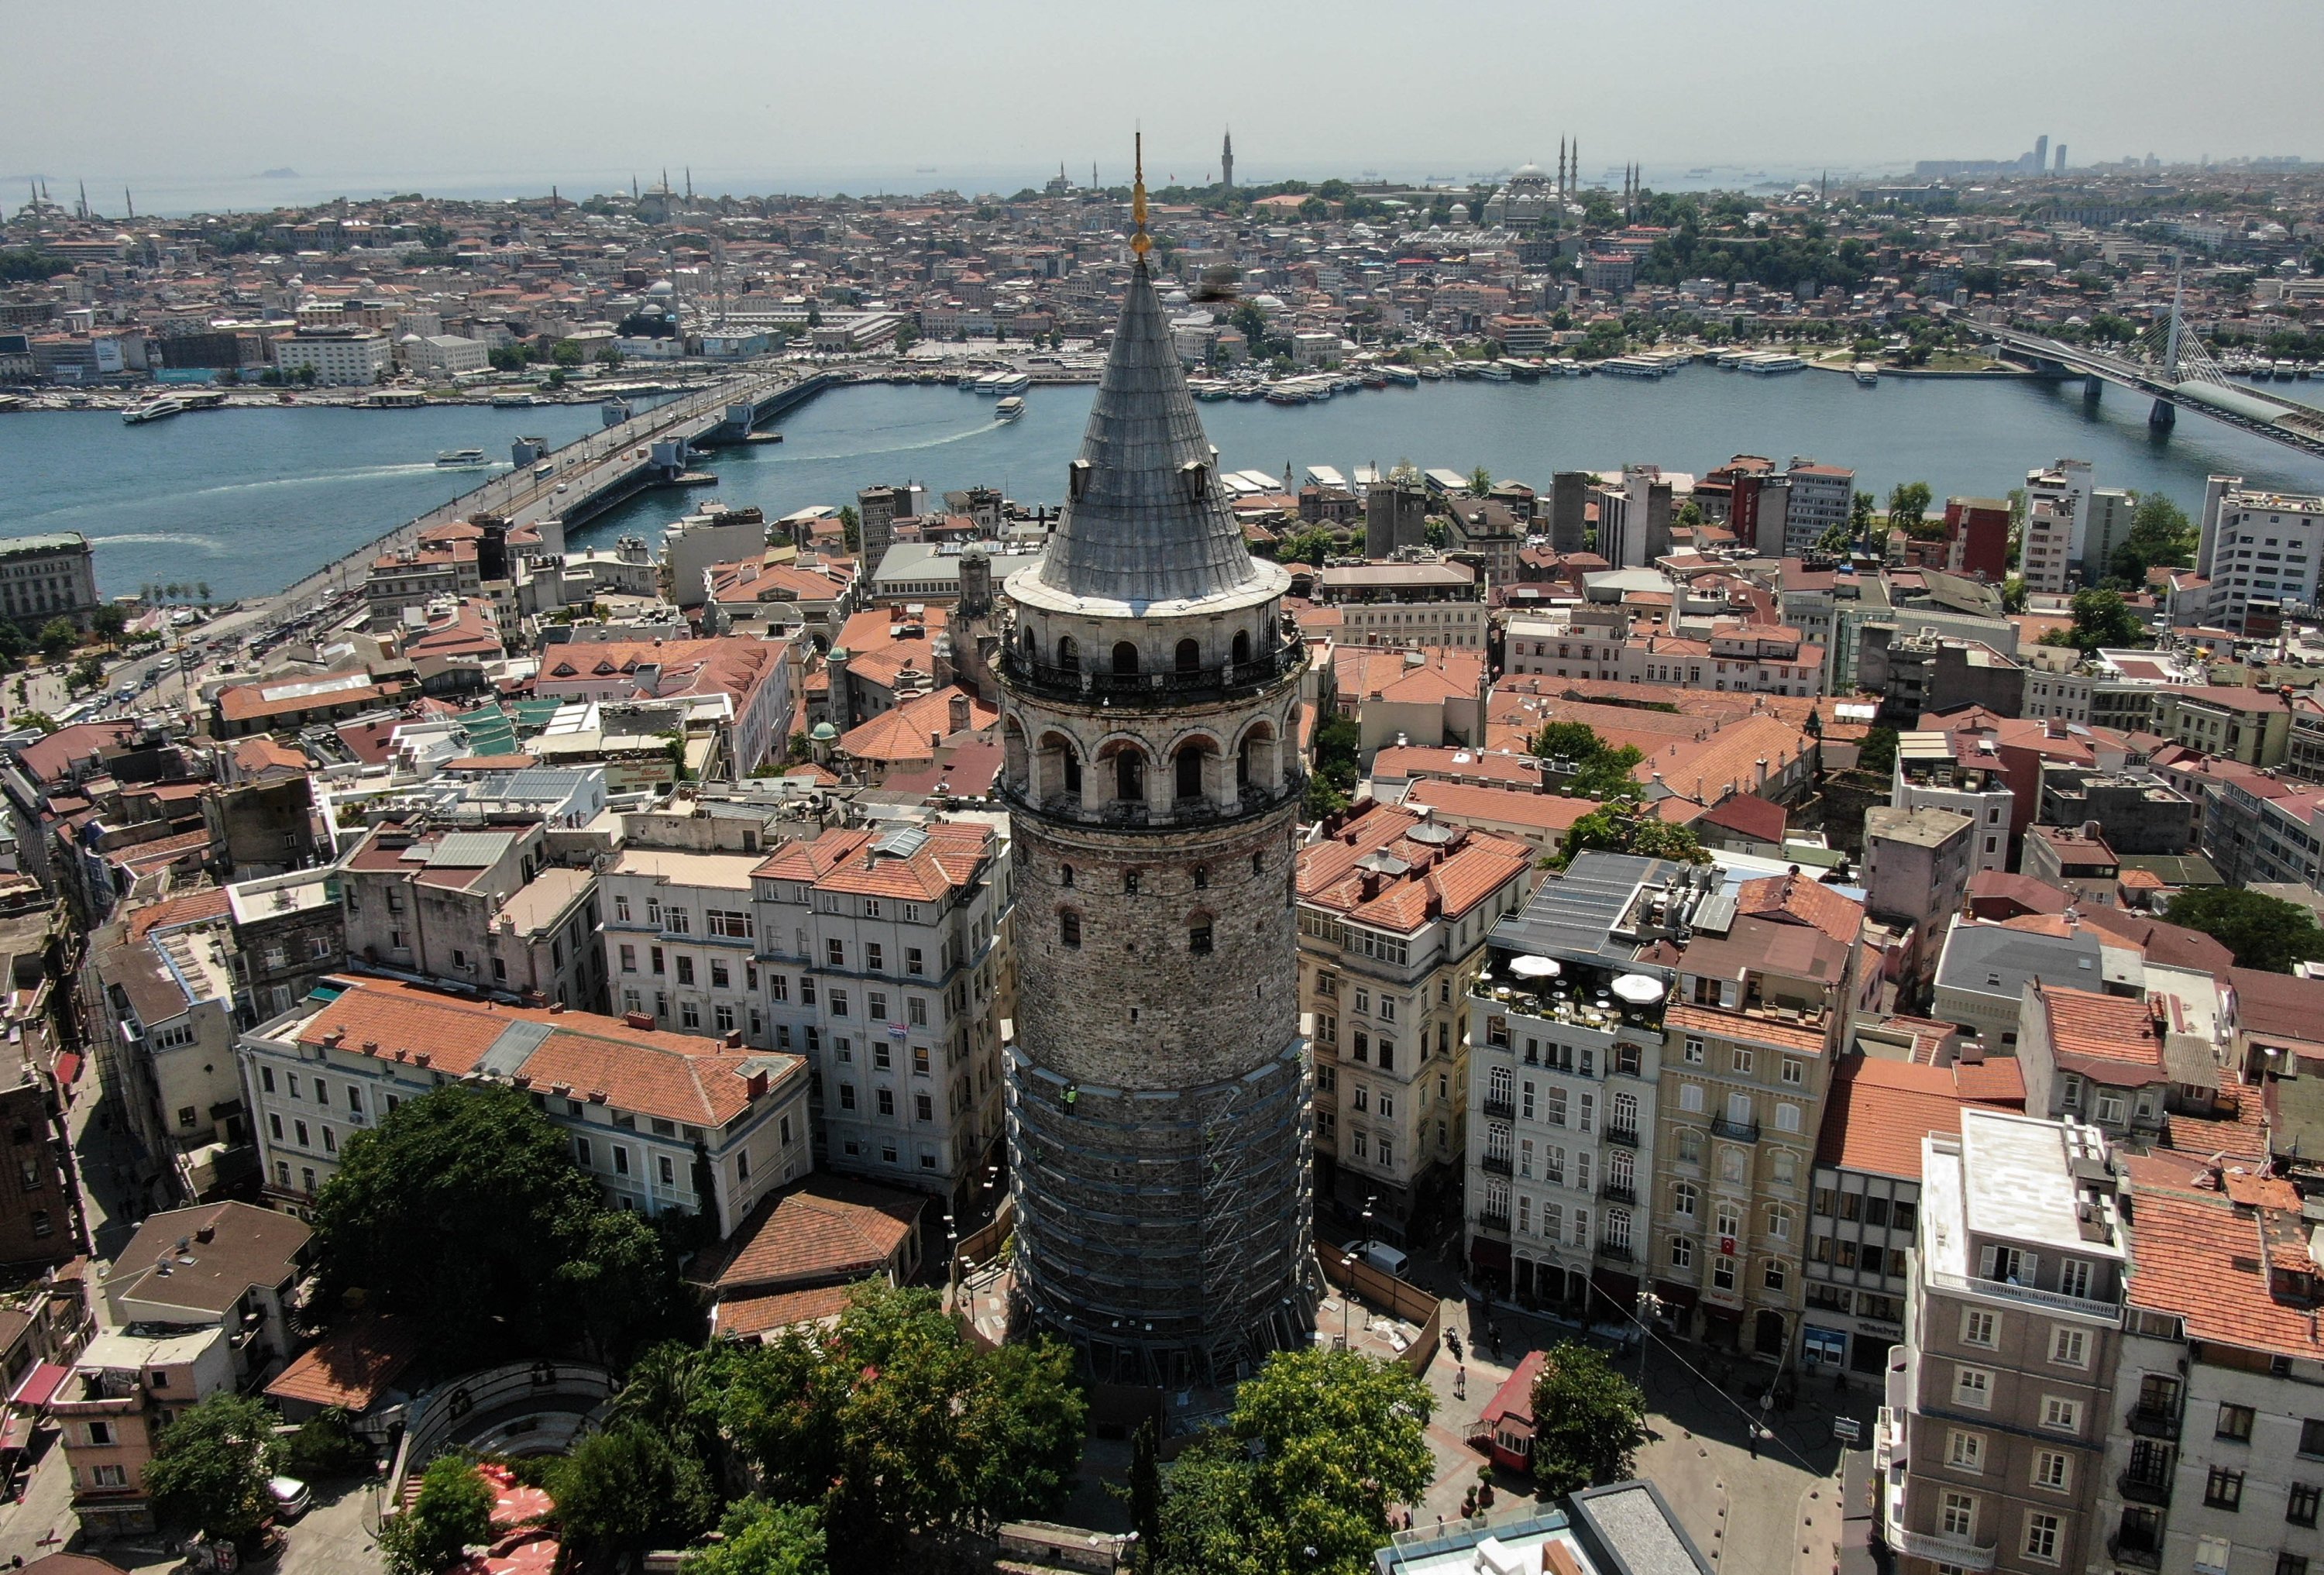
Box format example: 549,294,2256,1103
5,161,1889,221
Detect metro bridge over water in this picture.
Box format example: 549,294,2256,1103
1963,277,2324,463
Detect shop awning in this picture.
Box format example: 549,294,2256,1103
9,1363,69,1411
0,1412,31,1453
53,1054,81,1086
1470,1238,1511,1272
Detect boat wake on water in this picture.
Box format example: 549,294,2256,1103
90,532,231,554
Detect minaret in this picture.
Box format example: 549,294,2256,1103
1221,127,1234,190
1557,137,1566,198
1000,132,1315,1388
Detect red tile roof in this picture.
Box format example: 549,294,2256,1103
711,1176,926,1293
2033,982,2166,1083
1815,1053,2023,1178
263,1315,420,1412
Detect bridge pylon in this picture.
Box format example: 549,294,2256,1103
2150,397,2176,431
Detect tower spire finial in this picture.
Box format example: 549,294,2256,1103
1132,130,1150,258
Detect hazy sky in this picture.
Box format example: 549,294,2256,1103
8,0,2319,207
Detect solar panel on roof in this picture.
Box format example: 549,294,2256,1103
425,830,517,868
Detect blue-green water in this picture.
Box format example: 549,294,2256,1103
7,370,2324,604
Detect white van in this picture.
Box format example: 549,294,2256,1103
1344,1239,1410,1279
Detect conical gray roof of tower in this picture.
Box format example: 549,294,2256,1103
1031,261,1263,607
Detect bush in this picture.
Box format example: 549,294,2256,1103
380,1453,493,1575
284,1407,373,1479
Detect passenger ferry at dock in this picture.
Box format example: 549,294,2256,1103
122,395,187,425
1853,361,1881,385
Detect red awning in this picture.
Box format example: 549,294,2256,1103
0,1413,30,1453
10,1363,68,1411
53,1054,81,1086
1470,1238,1512,1271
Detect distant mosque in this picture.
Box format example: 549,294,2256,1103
1483,136,1580,226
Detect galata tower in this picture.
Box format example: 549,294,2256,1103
999,140,1314,1387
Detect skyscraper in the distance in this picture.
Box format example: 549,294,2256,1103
2032,133,2049,173
1220,128,1233,190
2055,143,2068,173
999,139,1314,1388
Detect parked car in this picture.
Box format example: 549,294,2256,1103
267,1476,311,1520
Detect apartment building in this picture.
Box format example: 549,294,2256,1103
1805,1052,2020,1383
1781,459,1855,558
239,976,810,1229
1465,853,1683,1317
1877,1109,2126,1575
2026,459,2095,586
1646,873,1858,1360
2021,497,2081,597
2149,688,2300,770
2014,982,2171,1140
1299,802,1534,1239
339,821,597,1008
1312,559,1487,650
2193,480,2324,633
751,820,1013,1208
2098,1152,2324,1575
1896,733,2016,875
57,1203,311,1535
0,533,101,628
87,916,248,1164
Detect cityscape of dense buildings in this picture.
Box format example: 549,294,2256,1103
2,110,2324,1575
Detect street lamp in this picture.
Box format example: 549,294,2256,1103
943,1212,959,1308
1635,1290,1664,1390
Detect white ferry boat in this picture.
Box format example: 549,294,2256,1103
122,395,187,425
435,448,490,467
1476,361,1514,382
1853,361,1881,386
993,396,1026,422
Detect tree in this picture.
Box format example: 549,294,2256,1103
1558,805,1710,868
596,347,624,369
1150,1348,1432,1575
11,711,57,734
2039,586,2144,652
1886,481,1933,538
309,1084,687,1370
549,1422,717,1557
69,655,104,694
1467,465,1492,497
681,1500,829,1575
196,580,212,606
144,1393,285,1541
1855,725,1899,776
1528,1341,1647,1496
1528,722,1644,802
1849,490,1877,535
2109,491,2199,584
721,1281,1085,1571
37,618,74,662
550,339,586,368
1124,1416,1164,1559
2166,887,2324,975
837,504,861,555
91,604,128,647
2002,576,2029,614
1422,519,1451,549
380,1453,495,1575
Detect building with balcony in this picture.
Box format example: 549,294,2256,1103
1312,559,1487,650
2095,1152,2324,1575
1465,853,1684,1321
1645,872,1860,1362
1300,802,1534,1240
1875,1109,2126,1575
338,822,597,1009
57,1202,311,1535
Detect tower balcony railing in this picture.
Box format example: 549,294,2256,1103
999,640,1305,707
1017,777,1305,831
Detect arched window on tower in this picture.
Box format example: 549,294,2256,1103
1060,863,1075,889
1175,638,1202,674
1112,641,1140,676
1114,748,1145,803
1188,913,1215,955
1059,910,1081,949
1057,635,1078,672
1062,750,1081,796
1232,629,1253,666
1175,745,1204,802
